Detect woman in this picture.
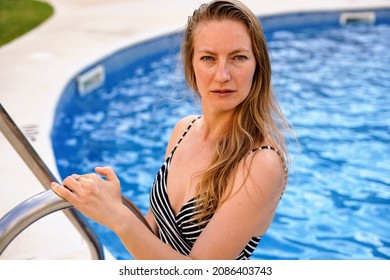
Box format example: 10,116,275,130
51,0,289,260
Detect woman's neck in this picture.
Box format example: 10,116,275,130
199,111,234,142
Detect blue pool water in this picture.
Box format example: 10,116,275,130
52,14,390,260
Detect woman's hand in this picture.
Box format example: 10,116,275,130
51,166,125,229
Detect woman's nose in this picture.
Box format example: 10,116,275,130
214,61,231,83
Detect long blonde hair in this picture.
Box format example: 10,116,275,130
181,0,289,222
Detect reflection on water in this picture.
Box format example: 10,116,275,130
52,23,390,260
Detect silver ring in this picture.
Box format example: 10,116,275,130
73,175,82,181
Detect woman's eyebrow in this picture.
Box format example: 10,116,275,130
196,47,252,55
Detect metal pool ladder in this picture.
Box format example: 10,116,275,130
0,103,151,258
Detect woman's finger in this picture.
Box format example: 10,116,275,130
95,166,120,186
62,175,85,194
71,174,83,182
51,181,76,202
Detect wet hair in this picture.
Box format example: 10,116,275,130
181,0,289,222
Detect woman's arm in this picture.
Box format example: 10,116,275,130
50,116,198,259
189,148,285,259
51,166,193,259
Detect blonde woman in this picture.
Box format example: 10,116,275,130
52,0,289,260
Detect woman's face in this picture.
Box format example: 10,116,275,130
192,19,256,115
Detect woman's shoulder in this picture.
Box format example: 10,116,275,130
173,115,200,132
165,115,200,157
245,144,287,194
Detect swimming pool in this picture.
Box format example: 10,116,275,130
51,10,390,260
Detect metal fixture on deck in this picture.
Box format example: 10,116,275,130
339,11,376,25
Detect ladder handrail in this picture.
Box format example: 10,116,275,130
0,189,154,256
0,103,104,259
0,190,72,255
0,103,152,259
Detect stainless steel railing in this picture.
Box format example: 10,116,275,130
0,103,152,258
0,103,105,259
0,188,153,255
0,190,72,255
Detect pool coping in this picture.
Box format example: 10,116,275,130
1,0,390,260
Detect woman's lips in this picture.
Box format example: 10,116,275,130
211,89,235,96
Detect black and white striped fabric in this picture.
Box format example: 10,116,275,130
150,117,273,260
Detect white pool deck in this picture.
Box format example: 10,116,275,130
1,0,389,260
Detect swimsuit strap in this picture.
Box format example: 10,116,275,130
251,145,280,155
169,116,201,156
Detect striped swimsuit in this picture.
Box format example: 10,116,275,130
149,117,282,260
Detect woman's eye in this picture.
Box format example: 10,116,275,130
233,55,248,61
200,56,214,61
